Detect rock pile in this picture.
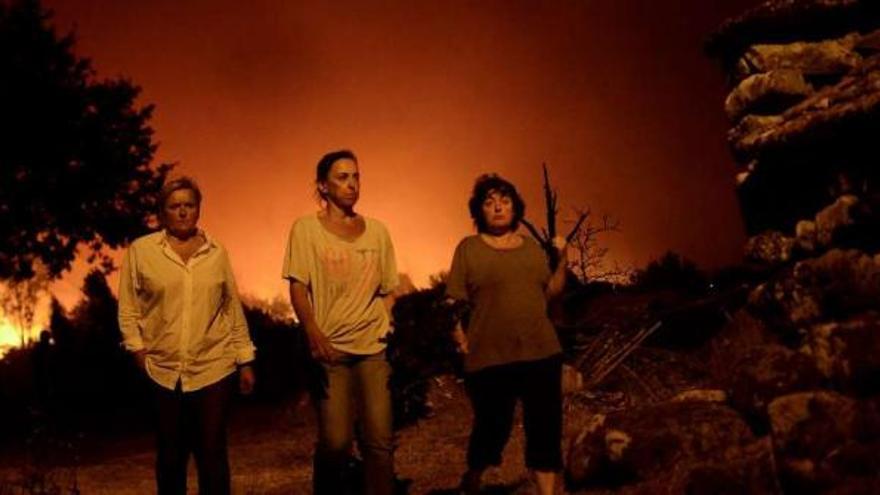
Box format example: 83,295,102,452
566,2,880,493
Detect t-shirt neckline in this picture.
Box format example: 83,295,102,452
315,212,367,244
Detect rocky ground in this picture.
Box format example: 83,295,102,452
0,375,565,494
0,343,708,495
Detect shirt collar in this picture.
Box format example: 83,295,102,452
156,229,217,250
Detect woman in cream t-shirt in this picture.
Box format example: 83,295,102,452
282,149,398,495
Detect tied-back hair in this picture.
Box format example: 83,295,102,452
315,149,358,201
468,174,526,233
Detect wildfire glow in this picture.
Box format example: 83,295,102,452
0,319,24,359
0,300,51,360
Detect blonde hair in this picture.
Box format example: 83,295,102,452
158,176,202,211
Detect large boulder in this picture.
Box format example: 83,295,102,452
728,54,880,161
704,310,779,384
801,312,880,395
768,391,880,493
748,249,880,330
815,194,859,246
745,230,796,265
727,344,825,429
707,0,880,64
566,400,768,491
734,36,862,80
725,69,813,122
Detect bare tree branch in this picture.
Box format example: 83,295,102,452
565,210,589,243
521,218,545,246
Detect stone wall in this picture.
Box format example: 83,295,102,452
566,2,880,493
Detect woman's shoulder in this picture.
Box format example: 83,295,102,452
520,235,549,257
521,234,542,249
363,215,387,229
130,230,164,250
289,212,320,233
363,216,395,239
204,233,227,254
454,235,482,252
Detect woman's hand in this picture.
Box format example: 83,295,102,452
452,326,469,355
305,326,340,363
552,235,568,260
133,349,147,371
239,364,256,395
546,236,570,300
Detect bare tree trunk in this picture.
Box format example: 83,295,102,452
522,163,588,271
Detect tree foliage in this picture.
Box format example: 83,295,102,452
387,281,464,427
0,0,171,280
631,251,707,293
0,261,49,346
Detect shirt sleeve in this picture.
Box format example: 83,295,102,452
379,223,399,295
221,249,256,365
445,239,469,302
281,219,311,285
117,245,145,352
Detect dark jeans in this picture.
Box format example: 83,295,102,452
464,355,563,471
311,351,394,495
154,375,234,495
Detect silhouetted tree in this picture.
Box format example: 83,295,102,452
0,262,49,345
48,297,73,349
71,269,118,339
243,304,307,402
521,163,621,282
387,279,464,427
0,0,171,281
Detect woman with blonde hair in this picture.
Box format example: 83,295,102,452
118,176,256,495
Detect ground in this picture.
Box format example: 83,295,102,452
0,375,559,494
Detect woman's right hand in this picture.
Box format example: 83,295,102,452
452,326,469,355
305,327,339,363
133,350,147,371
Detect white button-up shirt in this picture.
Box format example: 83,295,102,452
118,230,256,392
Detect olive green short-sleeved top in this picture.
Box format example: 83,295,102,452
446,234,561,372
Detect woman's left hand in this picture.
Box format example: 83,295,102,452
239,365,256,395
552,236,568,259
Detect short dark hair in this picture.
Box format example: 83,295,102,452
158,176,202,211
468,174,526,233
315,149,358,201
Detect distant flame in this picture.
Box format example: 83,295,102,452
0,300,51,359
0,318,23,359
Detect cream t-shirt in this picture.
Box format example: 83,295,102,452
282,213,398,355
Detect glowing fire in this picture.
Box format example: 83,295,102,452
0,301,51,360
0,318,24,359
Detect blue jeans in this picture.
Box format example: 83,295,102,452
312,351,394,495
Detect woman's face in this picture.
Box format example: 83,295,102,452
163,188,200,236
320,158,360,209
481,190,515,232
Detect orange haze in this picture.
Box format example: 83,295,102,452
43,0,755,307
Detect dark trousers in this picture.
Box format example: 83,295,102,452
464,355,563,471
154,375,233,495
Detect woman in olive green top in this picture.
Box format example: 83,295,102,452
446,174,568,495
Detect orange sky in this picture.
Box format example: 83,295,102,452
43,0,755,307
